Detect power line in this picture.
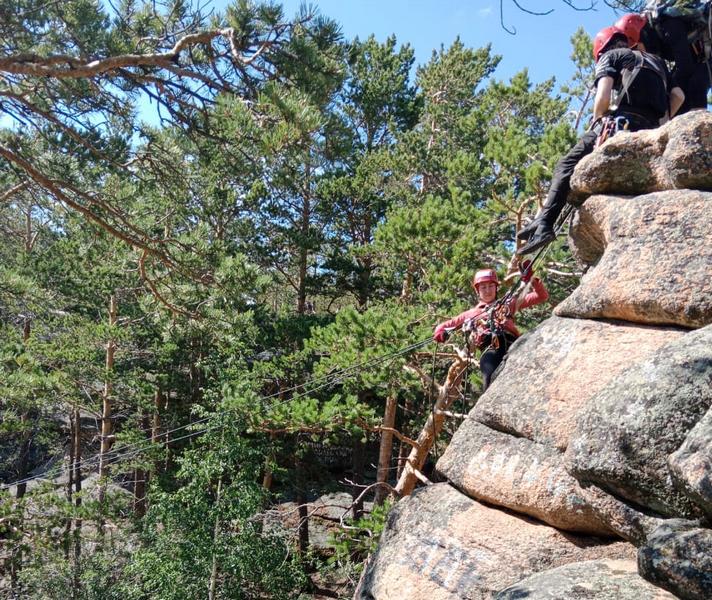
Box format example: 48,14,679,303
0,335,434,492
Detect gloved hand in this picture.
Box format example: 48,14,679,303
433,324,450,343
519,259,533,283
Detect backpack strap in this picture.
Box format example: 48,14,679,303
611,51,668,111
611,51,645,109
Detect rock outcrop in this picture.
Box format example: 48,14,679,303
437,421,610,534
570,110,712,196
472,316,681,450
495,559,677,600
359,111,712,600
556,191,712,328
356,484,634,600
638,520,712,600
566,325,712,517
668,408,712,517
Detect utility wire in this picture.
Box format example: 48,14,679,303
0,335,434,492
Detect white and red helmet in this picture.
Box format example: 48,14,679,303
615,13,648,47
593,25,628,62
472,268,499,290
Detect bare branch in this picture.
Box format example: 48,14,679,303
0,181,29,204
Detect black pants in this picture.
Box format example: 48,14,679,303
479,332,517,390
657,17,711,113
539,114,656,229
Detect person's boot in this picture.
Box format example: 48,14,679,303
516,222,556,255
516,218,540,241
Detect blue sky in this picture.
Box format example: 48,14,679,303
218,0,623,89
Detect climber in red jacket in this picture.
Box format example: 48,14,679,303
433,263,548,390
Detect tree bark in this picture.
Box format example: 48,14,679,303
72,406,82,598
133,411,150,517
396,397,412,480
64,410,76,559
207,477,223,600
351,438,366,520
262,431,277,492
394,354,469,497
296,162,311,315
97,294,117,534
295,458,309,557
374,393,398,505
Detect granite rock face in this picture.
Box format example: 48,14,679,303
436,421,610,534
566,325,712,517
473,316,682,450
356,484,634,600
668,407,712,518
495,559,676,600
570,110,712,196
576,484,668,546
359,111,712,600
556,190,712,328
638,520,712,600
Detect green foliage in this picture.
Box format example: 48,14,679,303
0,4,589,596
118,420,307,599
560,27,596,130
329,499,393,575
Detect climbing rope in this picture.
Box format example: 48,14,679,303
0,335,436,493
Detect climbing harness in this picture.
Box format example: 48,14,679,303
595,115,631,147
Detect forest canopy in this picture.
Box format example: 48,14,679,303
1,1,594,597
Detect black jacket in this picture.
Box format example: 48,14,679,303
594,48,672,122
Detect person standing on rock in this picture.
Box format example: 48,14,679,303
433,263,548,390
516,25,685,256
615,7,711,114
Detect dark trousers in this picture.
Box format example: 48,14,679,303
479,332,516,390
539,130,598,229
657,17,711,112
539,113,657,229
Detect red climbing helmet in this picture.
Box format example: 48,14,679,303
593,25,627,62
614,13,648,47
472,268,499,290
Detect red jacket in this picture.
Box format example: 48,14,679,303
435,278,548,341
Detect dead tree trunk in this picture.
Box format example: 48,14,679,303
396,397,412,480
295,458,309,557
207,476,223,600
374,393,398,505
395,352,471,497
133,411,150,517
351,439,366,520
262,431,277,492
72,406,82,598
97,294,117,534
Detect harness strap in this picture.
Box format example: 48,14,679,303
611,51,669,112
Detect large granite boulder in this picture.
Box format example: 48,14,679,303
570,110,712,196
495,559,676,599
436,421,610,534
357,484,634,600
361,110,712,600
473,316,682,450
566,325,712,517
556,190,712,328
668,407,712,518
576,483,668,546
638,520,712,600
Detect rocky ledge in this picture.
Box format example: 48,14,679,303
358,110,712,600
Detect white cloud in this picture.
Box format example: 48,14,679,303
478,6,493,17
